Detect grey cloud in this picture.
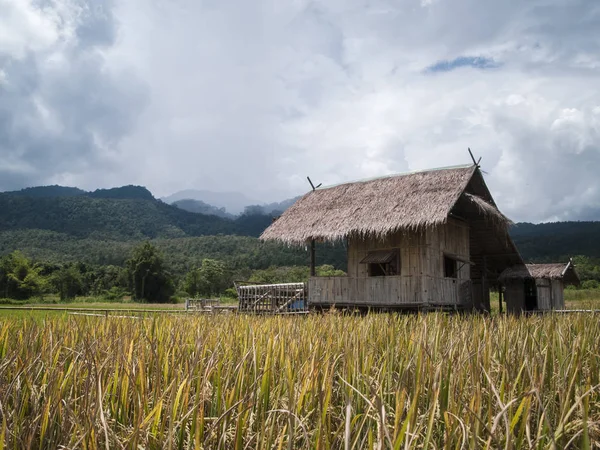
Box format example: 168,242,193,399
75,1,117,48
488,105,600,222
2,0,600,223
0,0,146,191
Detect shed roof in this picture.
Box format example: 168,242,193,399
261,164,511,245
499,261,580,285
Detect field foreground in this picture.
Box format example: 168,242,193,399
0,313,598,449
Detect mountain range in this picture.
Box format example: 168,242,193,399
1,184,600,271
0,185,275,240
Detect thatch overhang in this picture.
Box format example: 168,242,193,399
262,165,500,244
499,261,580,286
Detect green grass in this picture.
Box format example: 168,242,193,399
564,288,600,309
0,313,598,448
0,297,187,320
0,309,70,320
489,289,600,313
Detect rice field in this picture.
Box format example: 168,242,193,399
0,312,598,449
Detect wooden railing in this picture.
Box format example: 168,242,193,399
308,276,472,308
236,282,308,314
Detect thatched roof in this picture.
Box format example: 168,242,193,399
261,164,511,245
463,193,512,226
499,261,580,285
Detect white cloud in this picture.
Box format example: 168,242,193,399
1,0,599,221
0,0,60,58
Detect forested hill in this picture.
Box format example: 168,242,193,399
2,184,600,266
5,184,155,200
510,221,600,262
0,186,274,240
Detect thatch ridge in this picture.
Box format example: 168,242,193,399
261,164,510,245
319,164,474,190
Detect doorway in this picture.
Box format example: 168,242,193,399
524,279,537,311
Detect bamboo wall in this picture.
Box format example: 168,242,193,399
313,220,472,308
347,219,470,280
551,280,565,309
504,278,565,313
309,276,472,308
535,278,565,310
537,279,552,310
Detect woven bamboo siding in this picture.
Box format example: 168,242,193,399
536,279,552,310
309,276,472,308
426,219,470,280
551,280,564,309
342,221,470,307
347,230,428,278
348,221,469,278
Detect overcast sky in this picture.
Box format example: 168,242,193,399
1,0,599,222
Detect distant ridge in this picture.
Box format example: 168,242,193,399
88,185,155,201
0,185,241,240
5,184,155,201
510,221,600,262
6,185,87,198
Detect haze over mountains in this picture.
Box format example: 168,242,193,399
163,189,301,216
161,190,260,215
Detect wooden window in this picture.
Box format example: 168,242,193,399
444,256,457,278
360,249,400,277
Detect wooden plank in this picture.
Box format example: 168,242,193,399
309,273,470,309
310,240,316,276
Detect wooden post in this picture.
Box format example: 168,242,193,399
306,176,320,278
498,287,503,314
481,256,488,312
310,239,316,277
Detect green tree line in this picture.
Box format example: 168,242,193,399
0,243,347,303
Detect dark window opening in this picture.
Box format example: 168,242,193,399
369,263,388,276
360,249,400,277
524,278,537,311
444,256,457,278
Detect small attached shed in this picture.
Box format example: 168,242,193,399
499,261,580,313
261,164,523,311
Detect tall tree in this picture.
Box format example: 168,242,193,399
51,265,83,301
126,242,174,303
183,259,228,297
0,251,46,299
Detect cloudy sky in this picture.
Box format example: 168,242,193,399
1,0,599,222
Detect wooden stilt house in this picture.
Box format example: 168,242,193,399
498,261,580,313
260,164,523,311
